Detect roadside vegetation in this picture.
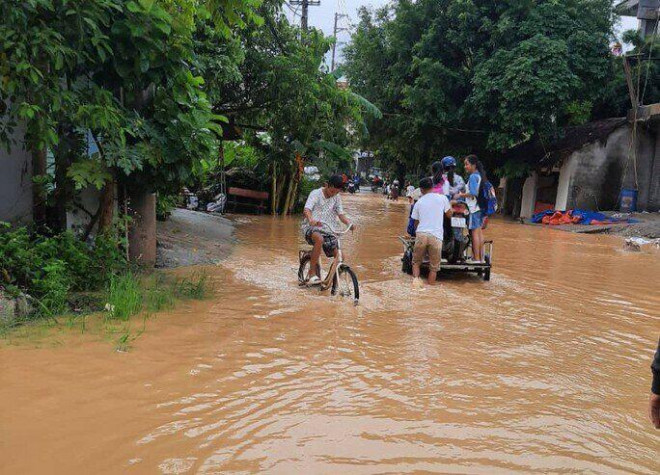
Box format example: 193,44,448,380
1,0,376,329
1,260,209,351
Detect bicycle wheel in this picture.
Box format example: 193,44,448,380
298,254,321,284
331,265,360,304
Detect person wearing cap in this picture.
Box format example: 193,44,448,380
301,174,355,285
441,156,466,200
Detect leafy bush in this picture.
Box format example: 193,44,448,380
32,260,70,317
0,223,126,317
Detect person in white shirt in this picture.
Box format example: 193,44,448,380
405,181,416,203
302,174,354,285
411,177,453,285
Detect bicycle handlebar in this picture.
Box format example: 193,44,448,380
315,222,354,235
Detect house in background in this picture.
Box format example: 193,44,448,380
0,124,111,233
615,0,659,38
501,115,660,219
499,1,660,219
355,150,375,178
0,121,33,224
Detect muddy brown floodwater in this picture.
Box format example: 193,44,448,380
2,193,659,474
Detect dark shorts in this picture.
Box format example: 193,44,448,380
305,229,338,258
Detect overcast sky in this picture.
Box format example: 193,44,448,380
284,0,389,65
284,0,639,66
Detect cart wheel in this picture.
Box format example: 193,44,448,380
484,255,491,281
401,250,413,275
298,254,321,285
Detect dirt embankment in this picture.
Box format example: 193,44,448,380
156,209,236,268
609,212,660,239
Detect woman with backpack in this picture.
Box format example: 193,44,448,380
458,155,489,262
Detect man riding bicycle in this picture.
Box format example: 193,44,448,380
302,174,355,285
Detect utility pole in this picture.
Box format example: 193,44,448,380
331,12,349,71
289,0,320,32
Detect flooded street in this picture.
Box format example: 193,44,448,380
2,193,659,474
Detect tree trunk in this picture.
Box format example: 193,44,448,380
127,188,157,267
282,173,295,216
287,178,300,215
275,172,287,214
98,177,115,233
270,163,277,215
31,147,47,229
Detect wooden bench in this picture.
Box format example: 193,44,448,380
226,187,269,214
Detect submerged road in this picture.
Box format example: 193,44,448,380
2,193,659,474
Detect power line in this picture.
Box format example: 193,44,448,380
331,12,349,71
289,0,320,32
284,2,301,19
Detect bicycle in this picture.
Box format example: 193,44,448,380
297,223,360,305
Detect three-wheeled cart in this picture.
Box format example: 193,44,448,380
399,236,493,281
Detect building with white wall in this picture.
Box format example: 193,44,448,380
503,116,660,218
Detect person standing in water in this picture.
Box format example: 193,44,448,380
458,155,486,262
411,177,453,285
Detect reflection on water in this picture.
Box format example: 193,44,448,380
1,194,659,474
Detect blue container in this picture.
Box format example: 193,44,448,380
619,188,638,212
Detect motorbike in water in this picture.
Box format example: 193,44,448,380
347,182,356,194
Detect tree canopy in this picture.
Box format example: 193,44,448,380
343,0,633,176
1,0,375,228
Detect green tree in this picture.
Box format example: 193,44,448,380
344,0,625,176
0,0,258,232
194,2,379,214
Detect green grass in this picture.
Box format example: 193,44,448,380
175,272,208,300
2,270,209,348
103,271,208,321
105,273,143,321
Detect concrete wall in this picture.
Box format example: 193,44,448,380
649,123,660,210
0,123,32,223
633,123,657,211
67,186,104,236
520,172,538,219
552,123,659,212
508,121,660,215
637,122,659,211
555,154,577,210
564,139,617,210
